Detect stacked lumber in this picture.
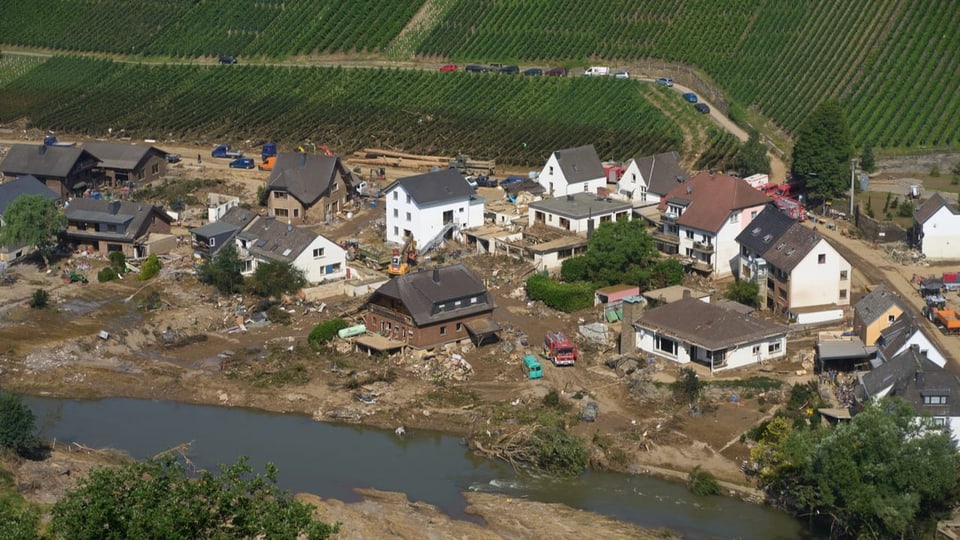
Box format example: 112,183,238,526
350,148,452,170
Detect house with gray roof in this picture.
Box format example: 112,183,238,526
527,192,632,234
0,144,99,199
536,145,606,197
853,283,907,346
616,151,688,206
259,153,352,224
911,192,960,261
362,263,498,349
0,175,62,262
234,215,345,284
82,141,168,188
631,295,788,373
383,169,484,253
63,198,174,258
875,314,946,368
856,345,960,439
736,206,851,321
189,206,258,259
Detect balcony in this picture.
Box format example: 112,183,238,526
688,259,713,273
652,230,680,245
692,241,715,254
367,303,414,326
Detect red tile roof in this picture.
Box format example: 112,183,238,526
659,172,772,233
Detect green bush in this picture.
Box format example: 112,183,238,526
108,251,126,273
727,101,747,128
97,267,118,282
139,254,161,281
309,318,349,349
525,274,593,312
28,289,48,309
688,466,721,496
529,426,587,477
0,392,39,452
897,201,914,218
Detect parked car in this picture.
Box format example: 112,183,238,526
614,71,630,79
218,55,238,64
582,402,599,422
655,77,673,87
501,176,526,186
683,92,698,103
465,64,488,73
475,175,499,188
439,64,457,72
694,103,711,114
488,63,505,70
546,67,568,77
229,157,255,169
499,65,520,74
165,153,181,163
464,176,479,189
522,68,543,76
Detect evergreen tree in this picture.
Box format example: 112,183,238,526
791,100,853,200
860,141,875,172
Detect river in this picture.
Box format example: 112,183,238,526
24,397,816,540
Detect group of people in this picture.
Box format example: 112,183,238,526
820,369,857,408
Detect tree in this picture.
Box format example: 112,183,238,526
0,498,40,540
0,392,38,452
725,279,760,308
197,244,244,294
308,318,349,350
951,161,960,185
139,253,162,280
49,455,339,540
560,219,668,287
672,367,705,405
791,100,853,200
0,194,65,267
860,141,875,173
248,260,306,298
733,129,770,177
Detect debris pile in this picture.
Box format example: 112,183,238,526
401,349,474,382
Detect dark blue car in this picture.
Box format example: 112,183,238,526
229,157,255,169
683,92,698,103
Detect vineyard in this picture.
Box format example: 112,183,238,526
0,56,693,167
0,0,422,58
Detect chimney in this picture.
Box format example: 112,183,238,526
432,268,440,283
682,289,691,299
566,194,574,201
108,200,121,214
619,296,643,354
299,152,307,167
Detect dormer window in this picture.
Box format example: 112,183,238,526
549,166,554,175
924,395,948,405
751,227,761,236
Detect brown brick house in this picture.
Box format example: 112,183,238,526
82,141,168,189
0,144,99,199
64,198,174,258
259,153,353,223
362,264,499,349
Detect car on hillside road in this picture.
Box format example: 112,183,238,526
694,103,711,114
499,65,520,74
218,55,238,64
439,64,457,72
582,402,599,422
546,67,568,77
683,92,698,103
614,71,630,79
165,153,181,163
229,157,255,169
522,68,543,76
655,77,673,87
465,64,489,73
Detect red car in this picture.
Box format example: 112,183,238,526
439,64,457,72
546,67,568,77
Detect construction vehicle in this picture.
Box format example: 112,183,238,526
258,155,276,171
926,306,960,335
355,181,382,198
449,153,496,176
211,144,243,159
387,238,417,276
261,142,277,161
342,240,392,271
543,331,578,366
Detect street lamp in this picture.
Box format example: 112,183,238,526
850,159,857,218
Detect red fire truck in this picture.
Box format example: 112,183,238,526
544,331,578,366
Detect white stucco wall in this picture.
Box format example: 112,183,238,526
291,235,346,284
384,186,483,247
635,327,786,372
920,208,960,260
616,160,655,204
528,208,631,234
537,153,606,197
789,239,852,308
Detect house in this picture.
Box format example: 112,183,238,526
641,285,711,307
206,193,240,223
527,192,632,234
0,144,99,199
362,264,499,349
595,284,640,323
82,141,168,188
630,295,789,373
852,283,907,346
736,206,852,320
616,151,688,206
0,176,61,262
875,314,946,368
259,153,352,223
912,192,960,261
856,345,960,439
234,216,345,284
654,171,772,277
536,145,606,197
189,206,257,259
383,169,484,253
63,198,174,258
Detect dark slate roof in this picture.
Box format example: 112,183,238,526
553,145,604,184
384,169,473,206
632,151,688,195
502,178,545,196
263,153,348,205
736,206,794,255
858,346,960,417
0,176,60,215
0,144,94,177
658,172,773,233
914,192,958,224
64,198,171,242
854,283,906,327
82,141,163,170
527,192,632,219
635,297,788,351
190,220,240,238
761,222,823,273
238,216,317,263
876,315,920,359
217,205,258,229
369,264,494,326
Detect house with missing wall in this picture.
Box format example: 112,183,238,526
527,192,632,234
853,283,907,346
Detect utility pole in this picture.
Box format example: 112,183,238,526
850,158,857,218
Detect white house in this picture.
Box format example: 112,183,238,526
913,192,960,261
631,296,789,373
235,216,346,284
537,145,606,197
616,151,687,206
527,192,632,234
654,171,772,277
206,193,240,223
736,206,852,320
876,315,946,368
383,169,484,252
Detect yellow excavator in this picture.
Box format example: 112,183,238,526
387,237,418,276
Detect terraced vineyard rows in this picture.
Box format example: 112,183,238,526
0,0,422,58
0,57,686,165
0,54,44,86
419,0,960,150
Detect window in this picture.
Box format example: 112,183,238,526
406,194,411,203
332,182,338,192
924,395,948,405
293,209,300,218
654,335,677,356
840,270,848,280
686,230,694,239
818,254,826,264
750,210,758,219
470,297,478,304
729,212,738,224
313,248,324,258
934,417,947,426
152,163,159,175
393,226,399,236
459,207,464,213
393,209,399,218
583,184,589,192
840,289,848,299
208,238,216,247
274,208,289,217
406,212,411,221
456,323,463,332
549,166,554,175
393,192,398,200
440,326,447,336
273,191,286,199
888,314,896,323
454,300,462,307
768,342,782,354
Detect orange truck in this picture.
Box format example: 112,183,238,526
932,307,960,334
258,156,276,171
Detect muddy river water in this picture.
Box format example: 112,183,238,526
25,396,815,540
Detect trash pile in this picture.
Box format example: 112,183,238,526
401,349,474,382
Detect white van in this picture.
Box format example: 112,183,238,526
584,66,610,76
